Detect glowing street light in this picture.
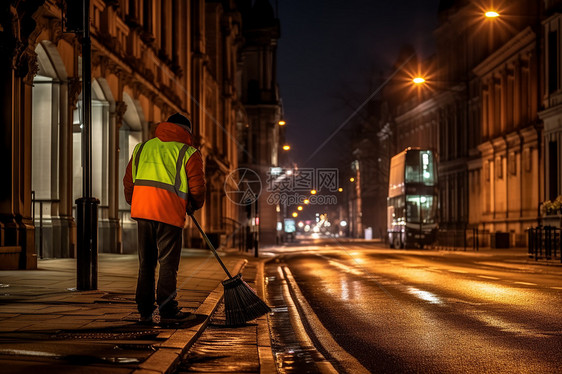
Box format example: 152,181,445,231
338,187,343,192
278,120,286,126
292,212,298,218
485,10,499,18
282,144,291,151
412,77,426,84
310,189,317,195
304,199,310,204
349,177,355,182
297,206,303,211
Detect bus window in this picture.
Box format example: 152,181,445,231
421,151,435,185
406,196,420,222
405,150,436,185
420,195,436,223
405,163,420,183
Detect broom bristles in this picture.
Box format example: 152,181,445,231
222,274,271,326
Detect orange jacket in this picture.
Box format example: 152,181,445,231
123,122,205,227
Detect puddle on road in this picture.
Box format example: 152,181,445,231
265,263,322,373
177,302,261,373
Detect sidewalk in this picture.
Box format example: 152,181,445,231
0,248,272,373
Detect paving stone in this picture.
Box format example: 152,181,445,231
0,251,256,373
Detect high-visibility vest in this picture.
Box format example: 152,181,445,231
131,138,197,226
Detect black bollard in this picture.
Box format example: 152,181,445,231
76,197,99,290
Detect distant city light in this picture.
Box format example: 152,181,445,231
292,212,298,218
270,167,282,175
297,206,303,211
485,11,499,18
282,145,290,151
340,220,347,227
338,187,343,192
304,199,310,204
278,120,286,126
349,177,355,182
310,190,317,195
413,77,426,84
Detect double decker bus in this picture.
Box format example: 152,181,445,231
387,148,438,248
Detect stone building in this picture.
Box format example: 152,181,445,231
0,0,281,269
387,0,544,247
540,0,562,228
237,0,283,247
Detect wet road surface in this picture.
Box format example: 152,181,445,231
271,244,562,373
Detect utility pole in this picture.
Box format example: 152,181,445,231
66,0,99,290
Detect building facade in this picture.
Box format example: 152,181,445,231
540,0,562,228
0,0,281,269
237,0,283,247
384,0,545,247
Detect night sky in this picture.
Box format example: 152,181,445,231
276,0,441,168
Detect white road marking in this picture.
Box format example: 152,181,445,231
513,281,537,286
477,275,500,280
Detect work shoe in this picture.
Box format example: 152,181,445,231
159,310,196,324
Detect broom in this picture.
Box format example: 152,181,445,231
189,214,271,326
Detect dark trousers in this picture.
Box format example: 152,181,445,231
136,218,183,316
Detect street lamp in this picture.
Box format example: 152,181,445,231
278,120,286,126
310,189,317,195
413,77,426,84
485,11,499,18
297,206,303,211
282,144,291,151
292,212,298,218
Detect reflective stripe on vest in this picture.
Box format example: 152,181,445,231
131,139,197,200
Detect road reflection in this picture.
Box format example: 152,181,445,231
267,243,562,373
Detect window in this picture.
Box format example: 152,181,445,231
496,156,503,179
405,150,435,185
548,30,559,94
548,141,559,200
508,152,516,176
405,195,436,224
524,147,532,173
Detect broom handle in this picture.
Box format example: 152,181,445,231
189,214,233,278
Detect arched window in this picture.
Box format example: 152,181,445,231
72,79,111,210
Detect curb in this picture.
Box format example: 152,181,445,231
255,258,276,374
281,265,368,374
133,259,248,374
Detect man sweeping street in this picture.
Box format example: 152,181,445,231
123,113,205,324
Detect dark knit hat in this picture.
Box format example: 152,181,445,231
167,113,192,133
